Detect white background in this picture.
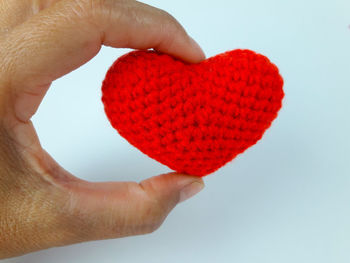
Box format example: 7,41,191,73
4,0,350,262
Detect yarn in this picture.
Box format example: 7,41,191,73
102,49,284,177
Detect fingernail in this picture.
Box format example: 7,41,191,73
179,181,205,203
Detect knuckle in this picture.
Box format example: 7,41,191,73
135,189,168,235
155,10,187,49
137,216,163,235
73,0,121,32
83,0,105,13
139,202,166,234
69,0,91,16
78,0,115,19
159,10,184,33
68,0,109,21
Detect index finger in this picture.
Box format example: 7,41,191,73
0,0,205,122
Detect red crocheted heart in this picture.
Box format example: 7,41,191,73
102,49,284,177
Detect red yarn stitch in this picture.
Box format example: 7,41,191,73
102,49,284,177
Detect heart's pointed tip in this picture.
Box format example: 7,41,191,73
171,166,220,178
172,172,207,178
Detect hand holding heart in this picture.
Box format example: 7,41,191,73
0,0,284,258
0,0,206,258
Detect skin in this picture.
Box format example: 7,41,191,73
0,0,206,259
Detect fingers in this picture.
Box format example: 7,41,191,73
59,173,204,242
0,0,205,123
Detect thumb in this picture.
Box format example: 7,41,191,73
62,173,204,242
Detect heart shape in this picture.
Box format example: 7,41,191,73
102,49,284,177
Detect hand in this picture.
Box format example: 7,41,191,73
0,0,205,259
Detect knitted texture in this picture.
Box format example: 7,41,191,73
102,49,284,177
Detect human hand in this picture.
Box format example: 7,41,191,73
0,0,205,258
